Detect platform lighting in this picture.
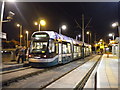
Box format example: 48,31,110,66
34,22,38,26
17,24,20,27
17,24,22,46
78,35,81,37
26,31,29,47
40,20,46,26
111,22,120,59
112,22,118,27
108,33,115,40
34,19,46,31
86,31,91,44
59,25,67,34
76,34,81,40
61,25,67,30
100,39,103,42
86,31,90,35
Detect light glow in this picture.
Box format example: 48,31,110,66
40,20,46,26
34,22,38,26
61,25,67,30
20,35,23,38
17,24,20,27
112,22,118,27
108,33,113,37
78,35,81,37
86,31,90,35
26,31,29,34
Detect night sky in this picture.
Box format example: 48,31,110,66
3,2,119,44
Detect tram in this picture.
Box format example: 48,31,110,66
28,31,92,67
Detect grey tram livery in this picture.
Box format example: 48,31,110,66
28,31,92,67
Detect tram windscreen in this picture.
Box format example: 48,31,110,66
31,41,48,53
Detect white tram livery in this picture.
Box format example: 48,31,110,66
28,31,92,67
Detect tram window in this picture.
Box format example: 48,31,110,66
62,44,67,54
32,41,47,50
67,43,71,53
77,46,79,52
49,40,55,53
74,45,77,53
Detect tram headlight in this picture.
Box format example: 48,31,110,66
29,55,32,58
43,55,47,58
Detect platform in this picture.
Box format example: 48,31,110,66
97,54,118,88
46,55,101,88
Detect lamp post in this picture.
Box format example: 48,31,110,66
59,25,67,34
26,31,29,47
76,34,81,40
34,19,46,31
17,24,23,46
111,22,120,60
108,33,115,40
86,31,91,44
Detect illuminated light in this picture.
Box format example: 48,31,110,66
20,35,23,38
1,51,3,53
57,39,62,42
78,35,81,37
112,22,118,27
35,37,40,40
110,40,115,44
100,39,103,42
26,31,29,34
29,55,32,58
42,51,45,53
108,33,113,37
61,25,67,30
105,45,108,47
40,20,46,26
95,44,98,47
56,44,58,46
17,24,20,27
100,45,104,49
43,55,46,58
86,31,90,34
34,22,38,26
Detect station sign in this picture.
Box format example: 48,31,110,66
0,32,7,39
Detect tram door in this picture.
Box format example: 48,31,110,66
58,43,62,63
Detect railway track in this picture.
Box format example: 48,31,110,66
2,55,96,88
74,55,102,89
1,66,31,75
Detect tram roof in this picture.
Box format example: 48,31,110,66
32,31,90,46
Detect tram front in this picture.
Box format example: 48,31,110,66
28,31,58,67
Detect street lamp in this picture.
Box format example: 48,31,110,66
34,19,46,31
26,31,29,47
108,33,115,40
59,25,67,34
86,31,91,44
112,22,118,28
17,24,23,46
76,34,81,40
111,22,120,59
